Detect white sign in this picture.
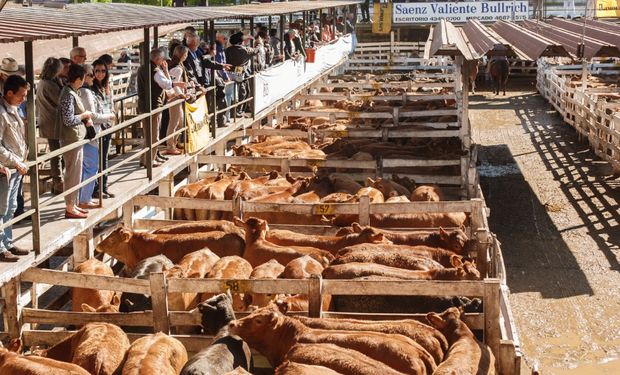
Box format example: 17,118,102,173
393,1,529,24
254,35,354,114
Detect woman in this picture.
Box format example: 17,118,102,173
91,59,116,198
56,64,93,219
78,64,115,210
35,57,64,195
165,44,191,156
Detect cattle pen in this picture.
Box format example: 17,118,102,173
7,1,620,375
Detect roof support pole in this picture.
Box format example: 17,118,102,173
72,36,78,48
319,9,323,38
249,17,254,72
24,41,40,255
302,11,307,47
204,20,209,42
241,18,245,29
142,27,153,180
280,14,286,61
332,8,337,41
268,16,272,31
209,19,217,135
153,26,159,48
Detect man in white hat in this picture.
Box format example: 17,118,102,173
0,58,19,95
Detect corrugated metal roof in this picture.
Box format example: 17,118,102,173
521,19,620,58
426,20,479,61
547,18,620,48
462,19,528,60
0,1,360,44
491,20,571,61
583,19,620,33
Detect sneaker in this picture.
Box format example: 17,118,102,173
0,251,19,262
8,246,29,256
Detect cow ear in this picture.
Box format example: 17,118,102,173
112,293,121,306
366,177,374,186
351,222,362,233
450,255,463,268
7,339,22,353
426,313,446,329
81,303,97,312
232,216,245,227
439,227,449,239
120,228,132,242
372,233,384,242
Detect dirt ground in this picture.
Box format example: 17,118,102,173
469,81,620,374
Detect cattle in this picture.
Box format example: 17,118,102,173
121,333,188,375
294,316,447,365
173,175,221,220
323,258,480,281
41,322,130,375
275,361,342,375
224,171,283,200
96,225,244,270
233,217,333,268
276,256,331,312
336,243,468,268
366,177,410,198
465,59,480,94
346,187,384,203
120,255,173,314
342,212,468,229
202,256,253,311
166,249,220,313
349,223,471,254
427,307,496,375
72,259,119,313
331,250,443,271
228,304,436,374
247,180,308,203
329,175,362,195
410,185,442,202
265,226,388,255
0,339,91,375
194,175,242,220
242,259,285,310
284,343,408,375
152,220,244,237
182,293,253,375
320,192,353,203
489,58,509,96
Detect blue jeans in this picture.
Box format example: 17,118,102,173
79,143,99,204
0,172,23,250
224,83,235,121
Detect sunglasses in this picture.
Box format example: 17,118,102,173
94,69,106,73
86,73,94,78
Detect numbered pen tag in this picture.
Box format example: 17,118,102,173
312,204,335,215
222,280,243,293
332,130,348,138
307,159,324,168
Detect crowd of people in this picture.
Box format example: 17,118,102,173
0,11,356,262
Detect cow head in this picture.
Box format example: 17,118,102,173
198,291,236,335
228,304,282,349
357,227,388,244
234,217,268,241
450,256,481,280
95,225,136,268
426,306,463,336
120,292,152,313
82,294,120,313
439,227,470,255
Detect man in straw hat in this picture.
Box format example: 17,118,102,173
0,58,19,95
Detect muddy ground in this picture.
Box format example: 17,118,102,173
470,82,620,374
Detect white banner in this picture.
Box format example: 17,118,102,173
393,1,529,24
254,35,354,114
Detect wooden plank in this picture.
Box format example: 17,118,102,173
484,279,502,373
322,311,485,329
149,272,170,334
3,277,21,338
22,308,153,326
307,276,322,318
167,278,310,294
323,280,485,297
21,268,150,294
382,159,461,168
133,195,234,211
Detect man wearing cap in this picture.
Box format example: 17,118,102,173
225,31,259,117
0,75,31,261
0,58,19,95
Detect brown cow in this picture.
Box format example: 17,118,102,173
329,175,362,195
72,259,119,313
202,256,253,311
410,185,442,202
121,333,188,375
365,212,467,229
336,243,467,268
276,256,331,312
331,251,443,271
242,259,285,310
427,307,496,375
350,223,470,254
152,220,244,237
346,187,384,203
96,225,244,270
323,259,480,281
195,175,239,220
228,304,436,374
173,175,220,220
265,227,388,255
294,316,447,366
233,217,333,268
366,177,410,198
166,249,220,312
0,342,90,375
275,361,343,375
42,322,130,375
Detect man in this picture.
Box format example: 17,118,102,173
268,29,282,65
215,33,235,125
0,58,19,95
184,33,229,88
0,75,31,262
58,57,71,86
225,31,259,117
137,48,185,167
70,47,87,65
361,0,371,23
284,29,306,61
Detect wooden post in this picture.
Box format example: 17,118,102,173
123,199,134,229
358,195,370,227
307,275,322,318
189,155,199,183
159,172,174,219
3,277,22,339
232,196,242,220
73,228,94,267
72,36,79,48
149,272,170,334
280,159,291,174
484,279,501,373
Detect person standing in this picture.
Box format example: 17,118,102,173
91,59,116,199
166,45,191,155
0,58,19,94
70,47,87,65
361,0,371,23
225,31,259,117
268,29,283,65
0,75,31,261
36,57,64,195
57,64,94,219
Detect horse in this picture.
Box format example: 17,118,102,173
489,59,509,96
464,60,480,94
